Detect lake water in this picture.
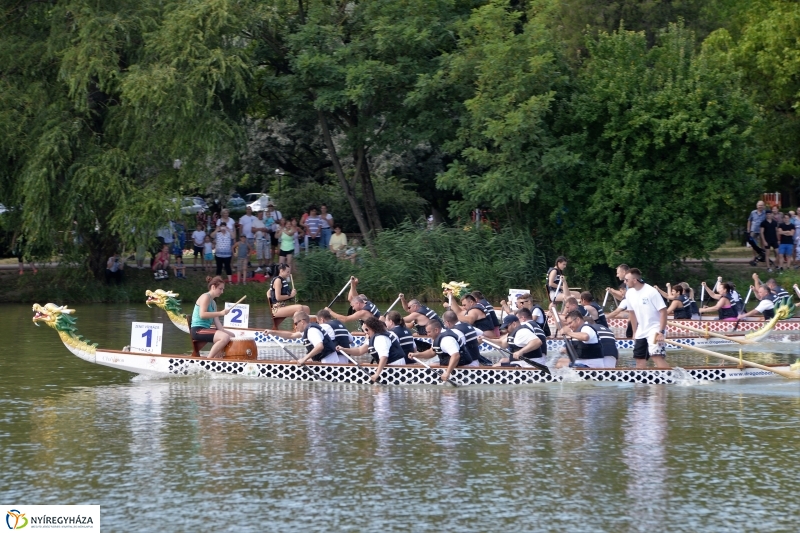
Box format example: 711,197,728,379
2,303,800,532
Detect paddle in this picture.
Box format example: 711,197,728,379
662,339,800,379
482,338,551,375
338,348,380,385
602,289,610,309
698,282,705,323
550,307,578,364
668,322,753,344
327,278,352,308
549,277,564,338
412,356,458,387
281,346,322,380
385,295,402,314
290,274,297,303
733,286,755,332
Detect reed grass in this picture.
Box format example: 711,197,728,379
294,222,548,302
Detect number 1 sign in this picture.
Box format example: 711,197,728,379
130,322,164,354
223,302,250,328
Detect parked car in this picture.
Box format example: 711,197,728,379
245,193,271,212
226,196,247,216
180,197,209,215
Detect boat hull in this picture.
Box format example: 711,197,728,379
92,349,789,386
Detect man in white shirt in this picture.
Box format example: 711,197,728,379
238,206,257,247
738,285,775,321
624,268,669,369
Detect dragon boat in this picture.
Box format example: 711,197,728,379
145,289,793,353
34,302,799,387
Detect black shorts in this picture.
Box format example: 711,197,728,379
193,245,203,257
279,249,292,257
633,338,666,360
765,241,779,250
270,232,278,247
191,326,216,343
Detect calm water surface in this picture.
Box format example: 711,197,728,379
2,303,800,532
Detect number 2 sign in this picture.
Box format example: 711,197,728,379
223,302,250,328
130,322,164,354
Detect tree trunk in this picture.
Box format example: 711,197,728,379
318,110,375,251
354,146,383,233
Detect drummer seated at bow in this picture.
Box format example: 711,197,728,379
492,311,547,367
446,293,498,338
267,311,340,364
190,276,238,358
555,310,607,369
338,317,409,382
738,285,776,321
398,294,440,335
409,319,477,382
268,263,310,321
546,256,581,303
698,281,738,321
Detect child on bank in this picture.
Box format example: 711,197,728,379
203,235,214,272
172,255,187,279
232,235,254,285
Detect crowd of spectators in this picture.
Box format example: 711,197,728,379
746,200,800,272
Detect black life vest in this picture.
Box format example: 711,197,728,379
531,304,551,337
302,323,337,361
452,321,481,363
369,332,406,364
390,325,415,356
414,304,440,335
508,322,546,359
588,323,618,359
363,301,382,318
569,324,603,360
478,298,501,328
588,302,608,327
546,267,563,291
269,276,291,305
432,329,472,367
729,290,744,315
673,294,692,319
469,302,495,332
718,296,738,320
773,285,790,299
326,319,352,348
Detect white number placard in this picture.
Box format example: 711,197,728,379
507,289,530,311
223,302,250,328
130,322,164,354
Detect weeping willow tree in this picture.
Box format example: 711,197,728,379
0,0,250,277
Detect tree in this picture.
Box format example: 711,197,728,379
0,0,250,277
248,0,475,245
548,23,759,275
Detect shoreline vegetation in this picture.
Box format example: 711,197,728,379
4,224,799,309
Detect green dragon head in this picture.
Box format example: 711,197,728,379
146,289,182,315
32,303,79,335
775,296,795,320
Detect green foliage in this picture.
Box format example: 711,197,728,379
295,222,547,301
274,177,427,232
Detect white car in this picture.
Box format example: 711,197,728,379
245,193,271,212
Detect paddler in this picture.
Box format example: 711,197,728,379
384,311,416,357
492,310,547,367
190,276,237,358
398,294,440,334
409,319,476,382
737,285,776,321
446,293,498,338
499,292,551,336
268,263,310,320
267,311,340,364
471,290,501,336
580,291,608,327
753,274,790,300
698,281,738,320
442,310,483,365
337,317,408,382
555,310,607,369
315,309,354,348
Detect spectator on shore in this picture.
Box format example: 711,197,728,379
212,224,233,282
304,206,322,248
345,238,362,264
232,234,253,285
778,213,795,270
172,255,187,279
217,208,235,235
153,244,170,272
191,223,206,271
106,252,124,284
203,235,214,272
252,210,269,272
747,200,767,266
265,202,282,257
320,204,333,249
291,218,303,256
238,206,257,253
329,225,348,256
156,222,175,248
760,211,779,272
277,219,296,272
